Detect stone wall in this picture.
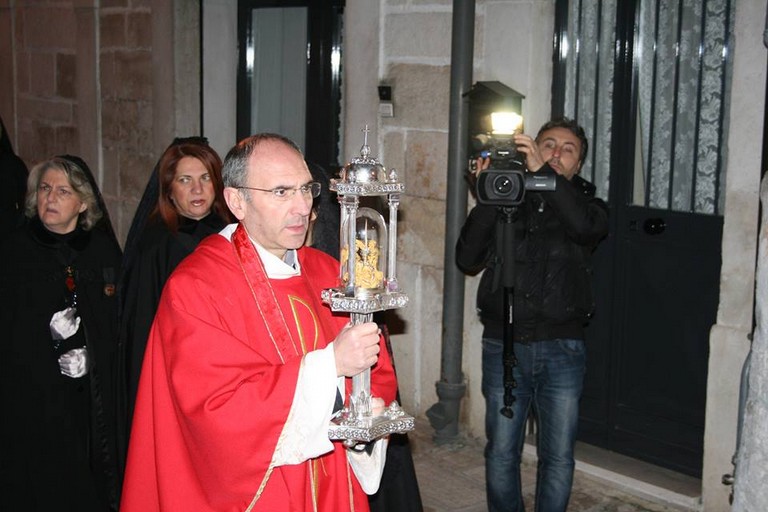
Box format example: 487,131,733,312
731,174,768,510
378,6,454,422
702,0,765,509
6,1,82,162
1,0,199,243
99,0,156,240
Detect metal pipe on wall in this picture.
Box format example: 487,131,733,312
426,0,474,443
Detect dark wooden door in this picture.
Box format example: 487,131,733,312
555,0,731,477
581,208,722,476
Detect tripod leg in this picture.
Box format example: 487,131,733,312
501,286,517,417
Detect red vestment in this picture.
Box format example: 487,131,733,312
120,225,397,511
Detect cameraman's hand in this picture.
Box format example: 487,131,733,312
472,156,491,176
513,134,546,172
333,322,381,377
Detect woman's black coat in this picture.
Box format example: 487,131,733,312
0,116,28,238
0,217,122,511
117,212,227,452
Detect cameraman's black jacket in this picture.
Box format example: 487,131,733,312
456,165,609,342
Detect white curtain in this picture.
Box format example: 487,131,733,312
564,0,616,201
563,0,731,214
638,0,730,214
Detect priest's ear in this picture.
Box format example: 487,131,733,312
223,187,247,221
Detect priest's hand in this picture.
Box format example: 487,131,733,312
371,396,386,415
333,322,381,377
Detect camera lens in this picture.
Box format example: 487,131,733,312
492,175,514,196
476,170,526,205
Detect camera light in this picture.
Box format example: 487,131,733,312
490,112,523,135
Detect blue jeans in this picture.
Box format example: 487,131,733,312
482,337,586,512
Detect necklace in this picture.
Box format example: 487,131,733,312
52,266,78,351
65,265,78,308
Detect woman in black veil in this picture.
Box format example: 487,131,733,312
117,137,232,465
0,116,29,238
305,160,341,256
0,155,122,511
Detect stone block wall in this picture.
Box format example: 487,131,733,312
99,1,156,240
702,1,765,509
731,175,768,510
374,3,455,423
1,0,197,243
12,3,81,162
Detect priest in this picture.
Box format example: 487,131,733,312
120,133,397,511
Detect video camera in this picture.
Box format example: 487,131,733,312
471,134,556,207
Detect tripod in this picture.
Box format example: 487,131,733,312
492,206,519,418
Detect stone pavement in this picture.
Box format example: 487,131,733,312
408,419,699,512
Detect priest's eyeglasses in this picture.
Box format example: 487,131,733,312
236,182,321,201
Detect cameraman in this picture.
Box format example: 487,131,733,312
456,118,608,512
